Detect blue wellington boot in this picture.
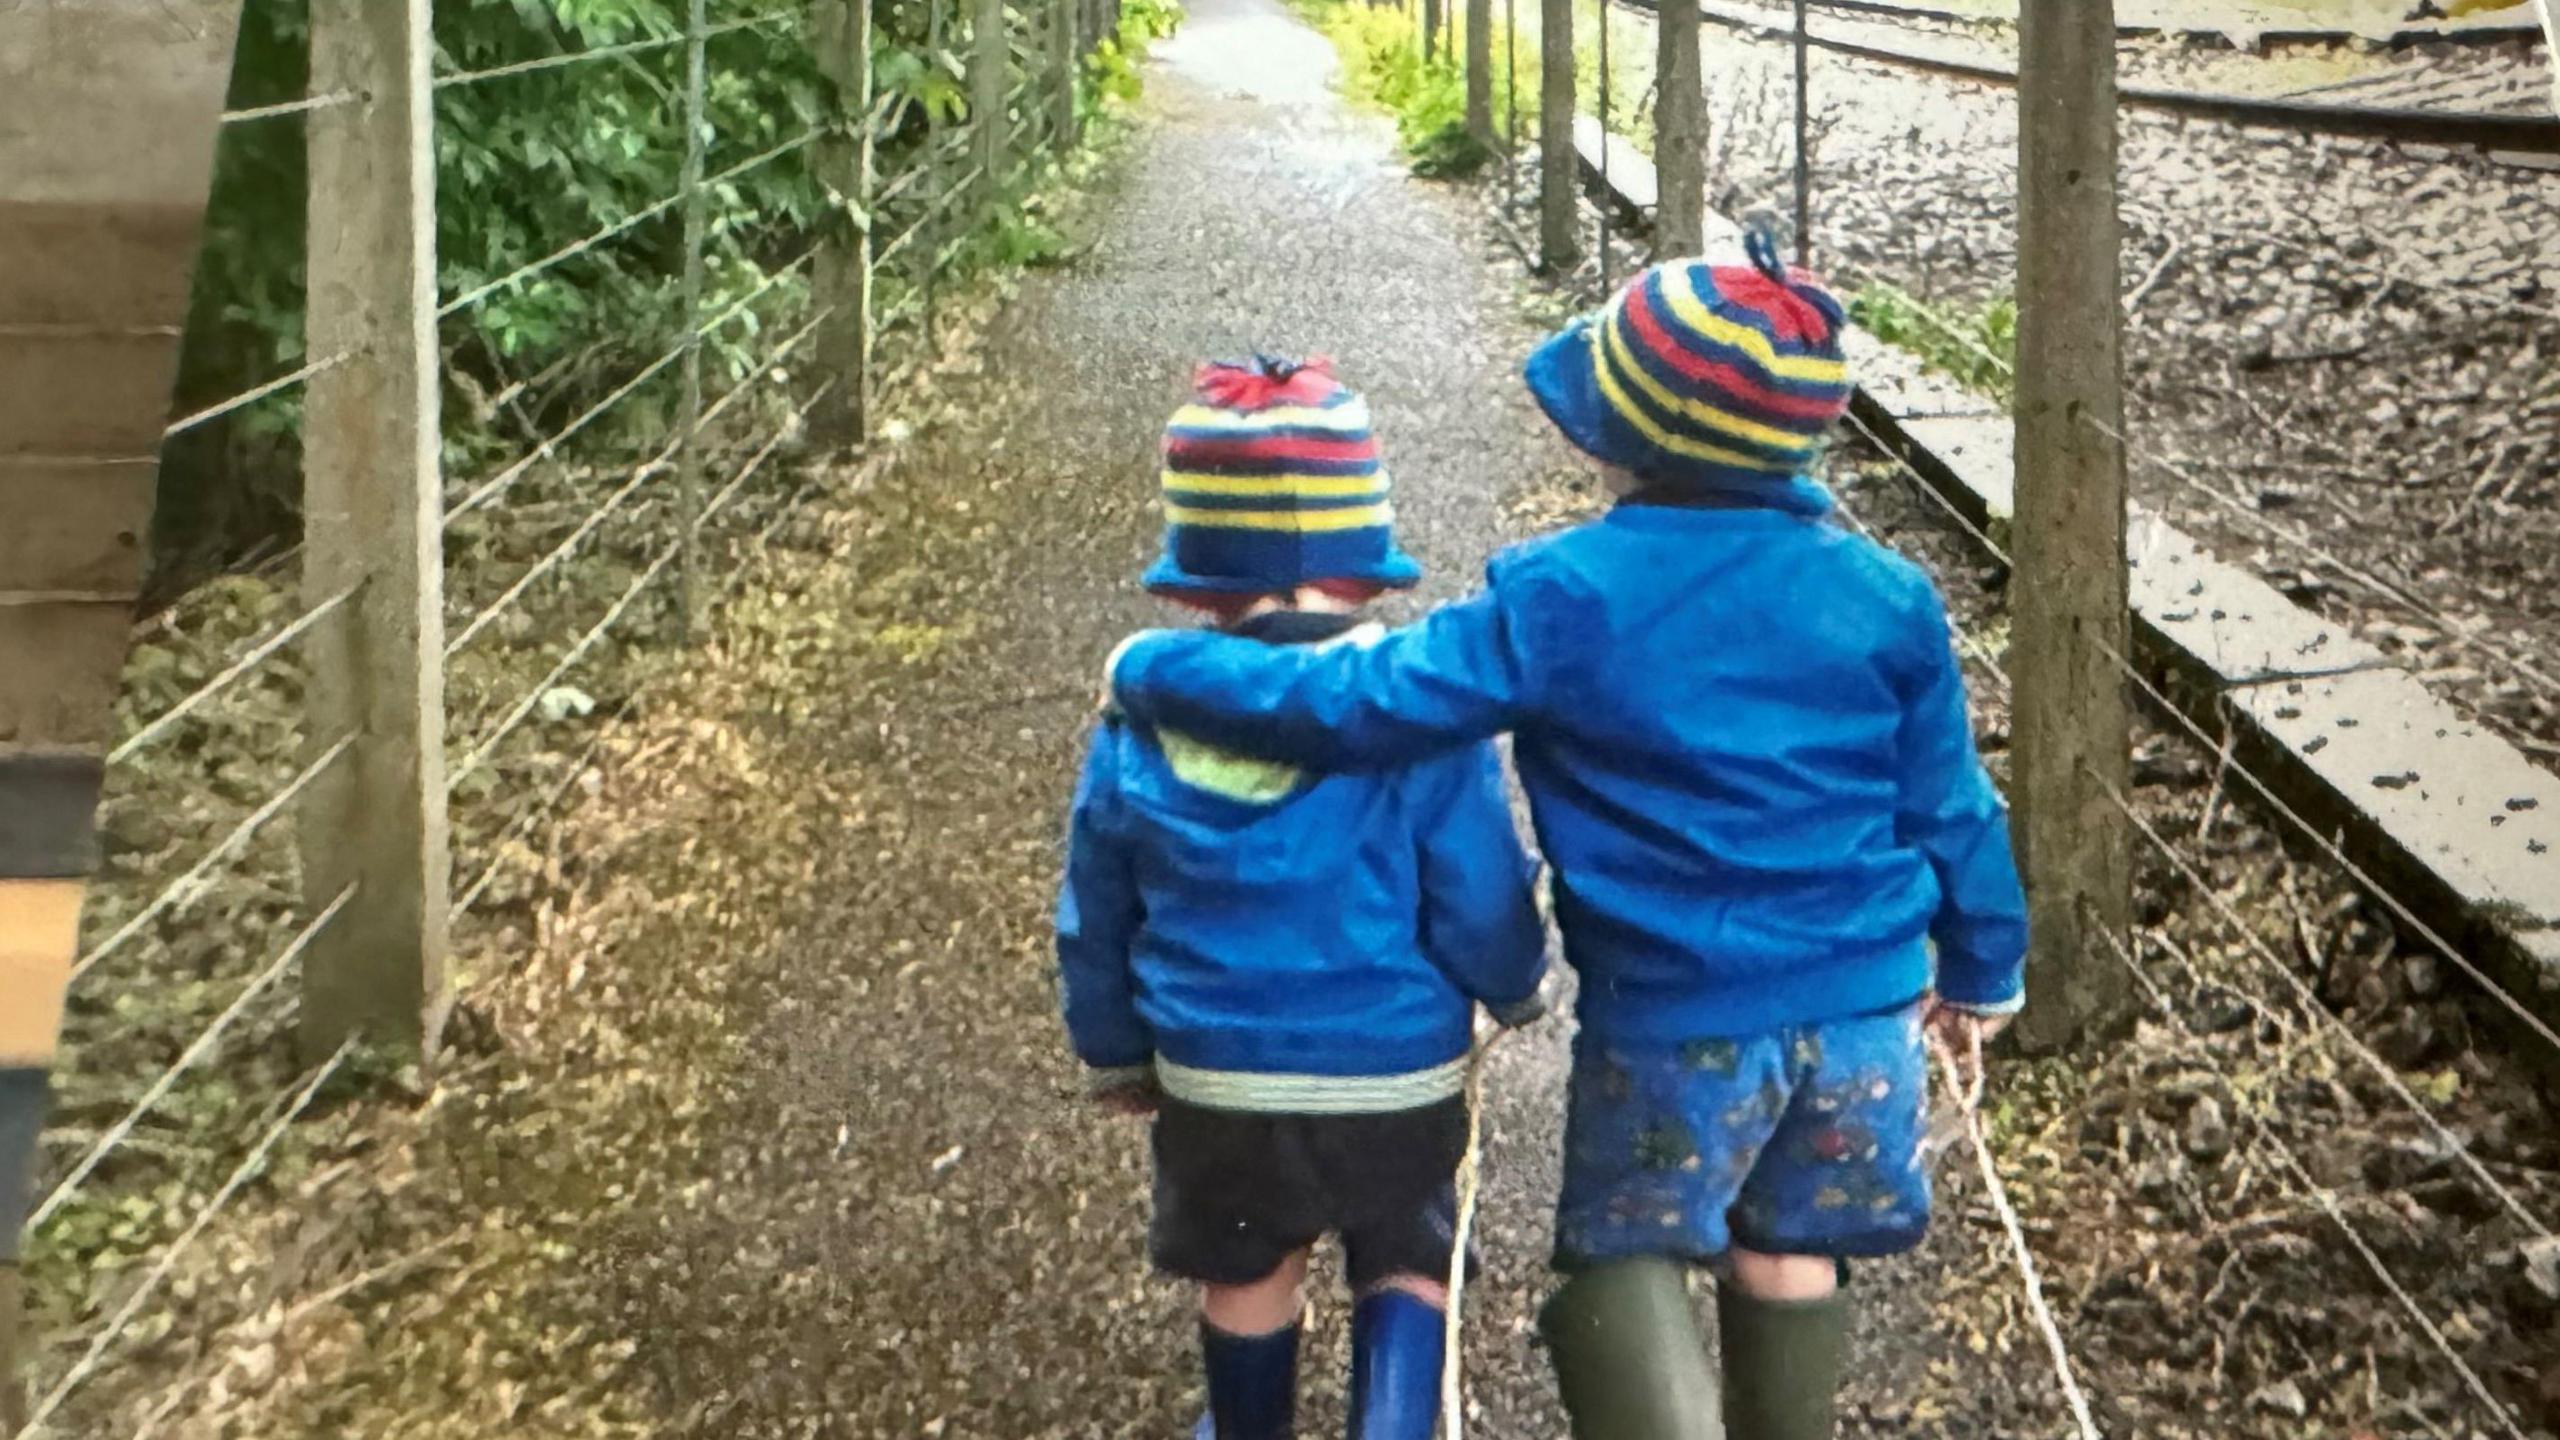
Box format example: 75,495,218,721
1347,1290,1445,1440
1193,1319,1300,1440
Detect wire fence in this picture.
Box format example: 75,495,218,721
15,0,1132,1430
1830,436,2556,1437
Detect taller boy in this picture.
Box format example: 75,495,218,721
1106,239,2030,1440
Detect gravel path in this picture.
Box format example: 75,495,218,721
610,4,1593,1433
589,4,2014,1434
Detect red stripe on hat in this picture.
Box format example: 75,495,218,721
1620,281,1849,423
1164,434,1379,464
1705,266,1836,346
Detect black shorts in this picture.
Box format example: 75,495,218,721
1149,1096,1476,1290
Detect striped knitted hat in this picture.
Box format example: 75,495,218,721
1143,355,1422,597
1524,231,1852,493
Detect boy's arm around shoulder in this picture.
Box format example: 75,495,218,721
1415,741,1549,1027
1056,720,1156,1090
1891,579,2028,1015
1105,554,1555,770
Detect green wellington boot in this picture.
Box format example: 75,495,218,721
1538,1259,1724,1440
1714,1286,1850,1440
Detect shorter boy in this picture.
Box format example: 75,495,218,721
1105,243,2031,1440
1056,356,1548,1440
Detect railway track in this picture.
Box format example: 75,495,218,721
1647,0,2560,154
1789,0,2549,50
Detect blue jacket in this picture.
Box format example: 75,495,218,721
1108,484,2028,1043
1058,612,1547,1113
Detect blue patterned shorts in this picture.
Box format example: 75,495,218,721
1554,1001,1933,1266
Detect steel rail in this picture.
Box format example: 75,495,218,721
1768,0,2545,49
1647,0,2560,153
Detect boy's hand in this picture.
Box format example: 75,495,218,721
1095,1086,1158,1118
1924,999,2013,1053
1922,998,2013,1115
1087,1068,1161,1117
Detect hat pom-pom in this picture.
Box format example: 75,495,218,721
1193,352,1339,411
1739,227,1845,344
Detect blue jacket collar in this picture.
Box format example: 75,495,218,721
1610,473,1836,522
1230,610,1364,646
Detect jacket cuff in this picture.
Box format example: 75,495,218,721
1102,631,1176,716
1938,991,2025,1018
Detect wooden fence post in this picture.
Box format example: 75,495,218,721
924,0,950,342
2012,0,2132,1052
1537,0,1579,270
1594,0,1613,289
1505,0,1520,148
0,3,248,1417
813,0,876,451
971,0,1010,214
1465,0,1493,144
1793,0,1812,265
1048,0,1078,150
1654,0,1705,255
301,0,450,1060
675,0,712,621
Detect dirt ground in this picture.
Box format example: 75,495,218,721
33,1,2560,1436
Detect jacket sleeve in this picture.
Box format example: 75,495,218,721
1107,584,1543,770
1055,728,1153,1077
1415,744,1549,1023
1895,587,2030,1013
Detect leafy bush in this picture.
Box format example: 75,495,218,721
161,0,1061,592
1080,0,1184,127
1293,0,1494,178
1850,283,2017,407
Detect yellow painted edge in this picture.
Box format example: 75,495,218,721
0,879,84,1065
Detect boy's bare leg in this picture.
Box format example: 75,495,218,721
1196,1251,1309,1440
1718,1248,1849,1440
1728,1249,1837,1302
1201,1248,1310,1335
1366,1273,1447,1306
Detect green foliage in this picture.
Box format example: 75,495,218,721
1292,0,1492,178
159,0,995,588
1850,283,2017,406
1078,0,1181,126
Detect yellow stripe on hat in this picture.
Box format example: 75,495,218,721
1586,331,1799,473
1160,470,1392,498
1165,399,1375,434
1600,300,1824,457
1655,266,1851,385
1163,502,1396,533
